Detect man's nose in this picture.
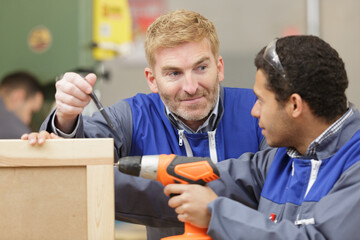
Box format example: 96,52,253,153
182,73,198,95
251,100,260,118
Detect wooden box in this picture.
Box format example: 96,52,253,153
0,138,115,240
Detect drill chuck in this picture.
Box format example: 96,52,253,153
116,156,142,176
116,155,159,180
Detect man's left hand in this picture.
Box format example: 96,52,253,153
164,184,217,228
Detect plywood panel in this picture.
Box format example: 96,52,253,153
0,139,114,166
0,167,87,240
0,139,115,240
87,165,115,240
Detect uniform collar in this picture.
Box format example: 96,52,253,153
287,103,360,159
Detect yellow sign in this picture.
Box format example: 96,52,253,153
93,0,132,60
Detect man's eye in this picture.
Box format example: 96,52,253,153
198,65,207,71
169,71,180,76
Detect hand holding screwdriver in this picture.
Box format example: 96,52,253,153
23,72,115,146
54,72,98,133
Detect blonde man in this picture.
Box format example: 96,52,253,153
25,10,267,239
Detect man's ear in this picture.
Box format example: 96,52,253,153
287,93,303,118
145,67,158,93
217,56,225,83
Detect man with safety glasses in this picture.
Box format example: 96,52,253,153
164,35,360,239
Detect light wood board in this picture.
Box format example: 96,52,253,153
0,139,115,240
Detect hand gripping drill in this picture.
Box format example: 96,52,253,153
115,154,220,240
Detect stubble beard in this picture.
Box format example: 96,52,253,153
162,82,219,123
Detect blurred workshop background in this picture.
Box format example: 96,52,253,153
1,0,359,239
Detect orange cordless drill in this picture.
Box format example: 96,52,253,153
115,154,220,240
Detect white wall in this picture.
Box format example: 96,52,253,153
321,0,360,107
99,0,360,108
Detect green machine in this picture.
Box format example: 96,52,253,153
0,0,94,130
0,0,132,130
0,0,94,84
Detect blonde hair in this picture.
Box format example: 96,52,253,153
144,9,220,69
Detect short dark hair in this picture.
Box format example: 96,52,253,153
255,35,348,123
0,71,43,99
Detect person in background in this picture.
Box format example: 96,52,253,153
0,71,44,139
164,35,360,239
23,10,268,239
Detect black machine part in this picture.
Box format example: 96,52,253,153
116,156,142,176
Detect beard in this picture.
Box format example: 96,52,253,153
160,77,220,123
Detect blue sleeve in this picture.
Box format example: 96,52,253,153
40,100,133,158
208,148,276,208
114,169,182,227
207,153,360,239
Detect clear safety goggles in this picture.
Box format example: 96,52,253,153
263,38,287,79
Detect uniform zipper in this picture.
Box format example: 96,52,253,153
178,130,193,157
208,130,218,163
304,159,322,198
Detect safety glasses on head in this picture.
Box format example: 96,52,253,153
263,38,287,79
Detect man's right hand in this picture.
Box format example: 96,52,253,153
54,72,97,133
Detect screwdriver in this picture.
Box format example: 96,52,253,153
89,91,115,131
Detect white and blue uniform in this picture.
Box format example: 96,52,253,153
41,86,267,239
207,105,360,239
